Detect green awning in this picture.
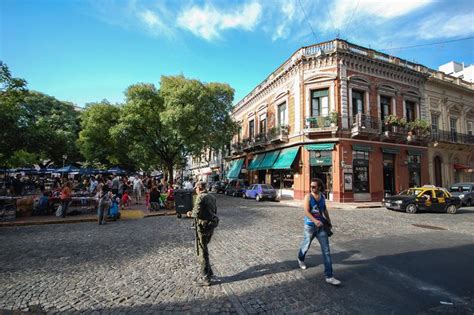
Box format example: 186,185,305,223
352,144,373,152
226,158,244,179
304,143,335,151
272,147,299,169
257,150,280,170
247,154,265,171
381,147,400,154
407,149,424,156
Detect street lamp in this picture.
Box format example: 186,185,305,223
62,155,68,168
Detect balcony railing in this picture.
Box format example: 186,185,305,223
432,130,474,145
303,116,338,135
268,125,289,143
231,142,243,155
351,113,380,137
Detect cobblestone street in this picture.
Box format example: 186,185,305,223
1,194,473,314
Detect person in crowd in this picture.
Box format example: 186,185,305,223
111,175,120,195
60,181,72,218
97,187,112,225
89,177,98,194
118,179,125,199
297,178,341,286
133,176,144,204
34,191,50,215
149,186,161,211
186,182,219,287
121,190,131,210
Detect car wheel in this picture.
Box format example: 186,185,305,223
242,193,246,199
177,213,182,218
446,204,457,214
233,192,237,197
256,195,262,202
405,203,417,214
224,191,228,196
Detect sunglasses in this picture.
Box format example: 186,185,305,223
311,185,318,189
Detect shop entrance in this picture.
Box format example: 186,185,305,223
258,170,266,184
310,165,332,197
383,153,395,196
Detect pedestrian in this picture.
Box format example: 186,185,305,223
297,178,341,286
133,176,143,204
186,181,219,286
60,181,72,218
97,187,112,225
111,175,120,195
121,191,131,209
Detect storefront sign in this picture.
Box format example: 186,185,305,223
353,159,369,167
310,157,332,166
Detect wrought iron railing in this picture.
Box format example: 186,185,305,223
267,125,289,141
305,116,335,129
431,130,474,145
352,113,380,131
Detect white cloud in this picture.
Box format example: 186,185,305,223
177,2,262,41
140,9,161,28
326,0,433,31
416,13,474,39
272,0,296,41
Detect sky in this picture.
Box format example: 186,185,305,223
1,0,474,107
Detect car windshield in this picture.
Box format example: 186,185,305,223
449,185,471,192
261,185,274,190
399,189,423,196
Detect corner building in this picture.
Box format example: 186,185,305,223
228,39,435,202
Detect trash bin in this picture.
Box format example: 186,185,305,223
174,189,193,218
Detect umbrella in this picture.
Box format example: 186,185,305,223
79,168,96,175
56,165,80,173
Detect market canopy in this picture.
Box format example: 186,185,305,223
257,150,280,170
56,165,80,173
272,147,299,169
107,166,126,175
247,154,265,171
226,158,244,179
304,143,335,151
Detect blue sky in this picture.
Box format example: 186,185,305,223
1,0,473,107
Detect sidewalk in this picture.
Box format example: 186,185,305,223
0,202,176,227
279,198,383,209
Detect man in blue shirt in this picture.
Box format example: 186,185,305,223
297,178,341,286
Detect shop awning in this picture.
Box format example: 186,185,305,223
226,158,244,179
272,147,299,169
352,144,373,152
453,163,472,170
304,143,335,151
257,150,280,170
247,154,265,171
381,147,400,154
407,149,424,156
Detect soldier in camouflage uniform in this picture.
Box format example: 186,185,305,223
187,181,219,286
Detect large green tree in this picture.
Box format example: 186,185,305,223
77,100,132,169
113,75,238,182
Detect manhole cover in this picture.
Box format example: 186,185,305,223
412,224,446,230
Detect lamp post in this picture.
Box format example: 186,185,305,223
62,155,67,178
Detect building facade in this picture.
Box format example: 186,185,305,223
227,39,448,202
425,70,474,187
185,149,225,183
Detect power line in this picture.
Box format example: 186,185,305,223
298,0,318,42
342,0,360,39
380,36,474,51
322,0,338,38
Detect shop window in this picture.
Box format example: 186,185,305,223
311,89,329,117
353,150,369,193
271,170,294,189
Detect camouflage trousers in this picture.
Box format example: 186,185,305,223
196,224,215,279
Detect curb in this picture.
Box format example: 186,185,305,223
0,218,96,227
144,211,177,218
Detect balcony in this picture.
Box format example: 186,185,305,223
303,116,338,135
268,125,289,143
351,113,380,138
230,142,243,155
432,130,474,145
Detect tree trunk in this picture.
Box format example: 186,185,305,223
167,163,174,185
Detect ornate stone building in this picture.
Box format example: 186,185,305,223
227,39,436,202
425,71,474,187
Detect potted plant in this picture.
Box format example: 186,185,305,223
317,116,326,128
329,111,338,127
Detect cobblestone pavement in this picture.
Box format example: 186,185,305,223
1,194,473,314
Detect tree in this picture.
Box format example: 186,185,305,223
77,100,131,168
113,75,238,183
0,63,28,166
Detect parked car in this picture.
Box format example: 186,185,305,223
224,180,248,197
448,182,474,207
243,184,278,201
211,181,227,194
383,185,461,214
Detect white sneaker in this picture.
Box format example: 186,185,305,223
297,259,307,270
325,277,341,286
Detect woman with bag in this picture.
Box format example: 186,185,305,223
59,181,72,218
297,178,341,286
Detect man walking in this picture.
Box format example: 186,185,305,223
187,182,219,286
133,176,143,204
297,178,341,286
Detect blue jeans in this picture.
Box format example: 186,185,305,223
297,224,333,278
